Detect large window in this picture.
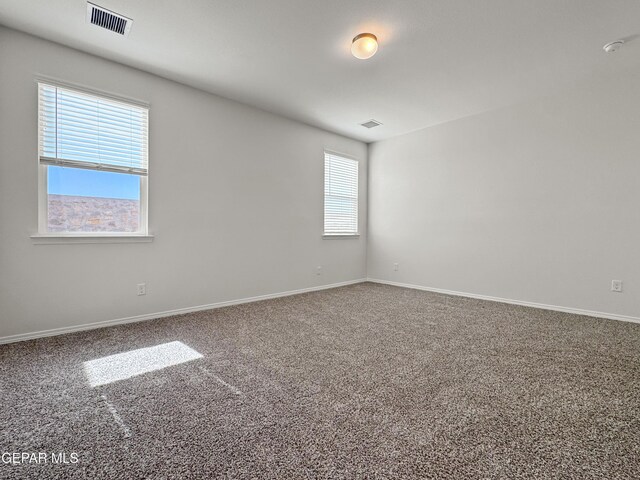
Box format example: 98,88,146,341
324,151,358,236
37,82,149,235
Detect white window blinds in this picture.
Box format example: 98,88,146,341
324,151,358,235
38,83,149,175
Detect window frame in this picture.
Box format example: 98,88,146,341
323,149,360,238
34,79,151,241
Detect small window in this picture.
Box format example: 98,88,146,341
324,151,358,236
37,82,149,235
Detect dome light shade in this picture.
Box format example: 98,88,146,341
351,33,378,59
603,40,624,53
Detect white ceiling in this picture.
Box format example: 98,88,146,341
1,0,639,142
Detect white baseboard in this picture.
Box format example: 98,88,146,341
0,279,367,345
367,278,640,325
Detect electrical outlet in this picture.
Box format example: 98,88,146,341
393,263,399,271
137,283,146,296
611,280,623,293
316,266,322,276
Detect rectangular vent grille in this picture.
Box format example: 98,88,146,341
360,119,382,129
87,3,132,36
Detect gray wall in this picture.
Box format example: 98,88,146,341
0,27,368,340
368,66,640,319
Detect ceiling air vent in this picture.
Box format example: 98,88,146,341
360,119,382,129
86,3,133,36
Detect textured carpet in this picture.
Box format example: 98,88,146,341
1,282,639,479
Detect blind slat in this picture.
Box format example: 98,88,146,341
38,83,149,174
39,156,148,176
324,152,358,234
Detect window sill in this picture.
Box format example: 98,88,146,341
322,234,360,239
30,234,154,245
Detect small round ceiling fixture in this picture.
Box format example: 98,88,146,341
603,40,624,53
351,33,378,59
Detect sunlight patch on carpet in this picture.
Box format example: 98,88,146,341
84,341,203,387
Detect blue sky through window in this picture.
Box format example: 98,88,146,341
48,166,140,200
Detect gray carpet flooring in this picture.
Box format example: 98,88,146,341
1,282,639,479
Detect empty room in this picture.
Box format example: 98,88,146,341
0,1,639,478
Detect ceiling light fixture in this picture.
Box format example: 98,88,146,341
351,33,378,59
603,40,624,53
